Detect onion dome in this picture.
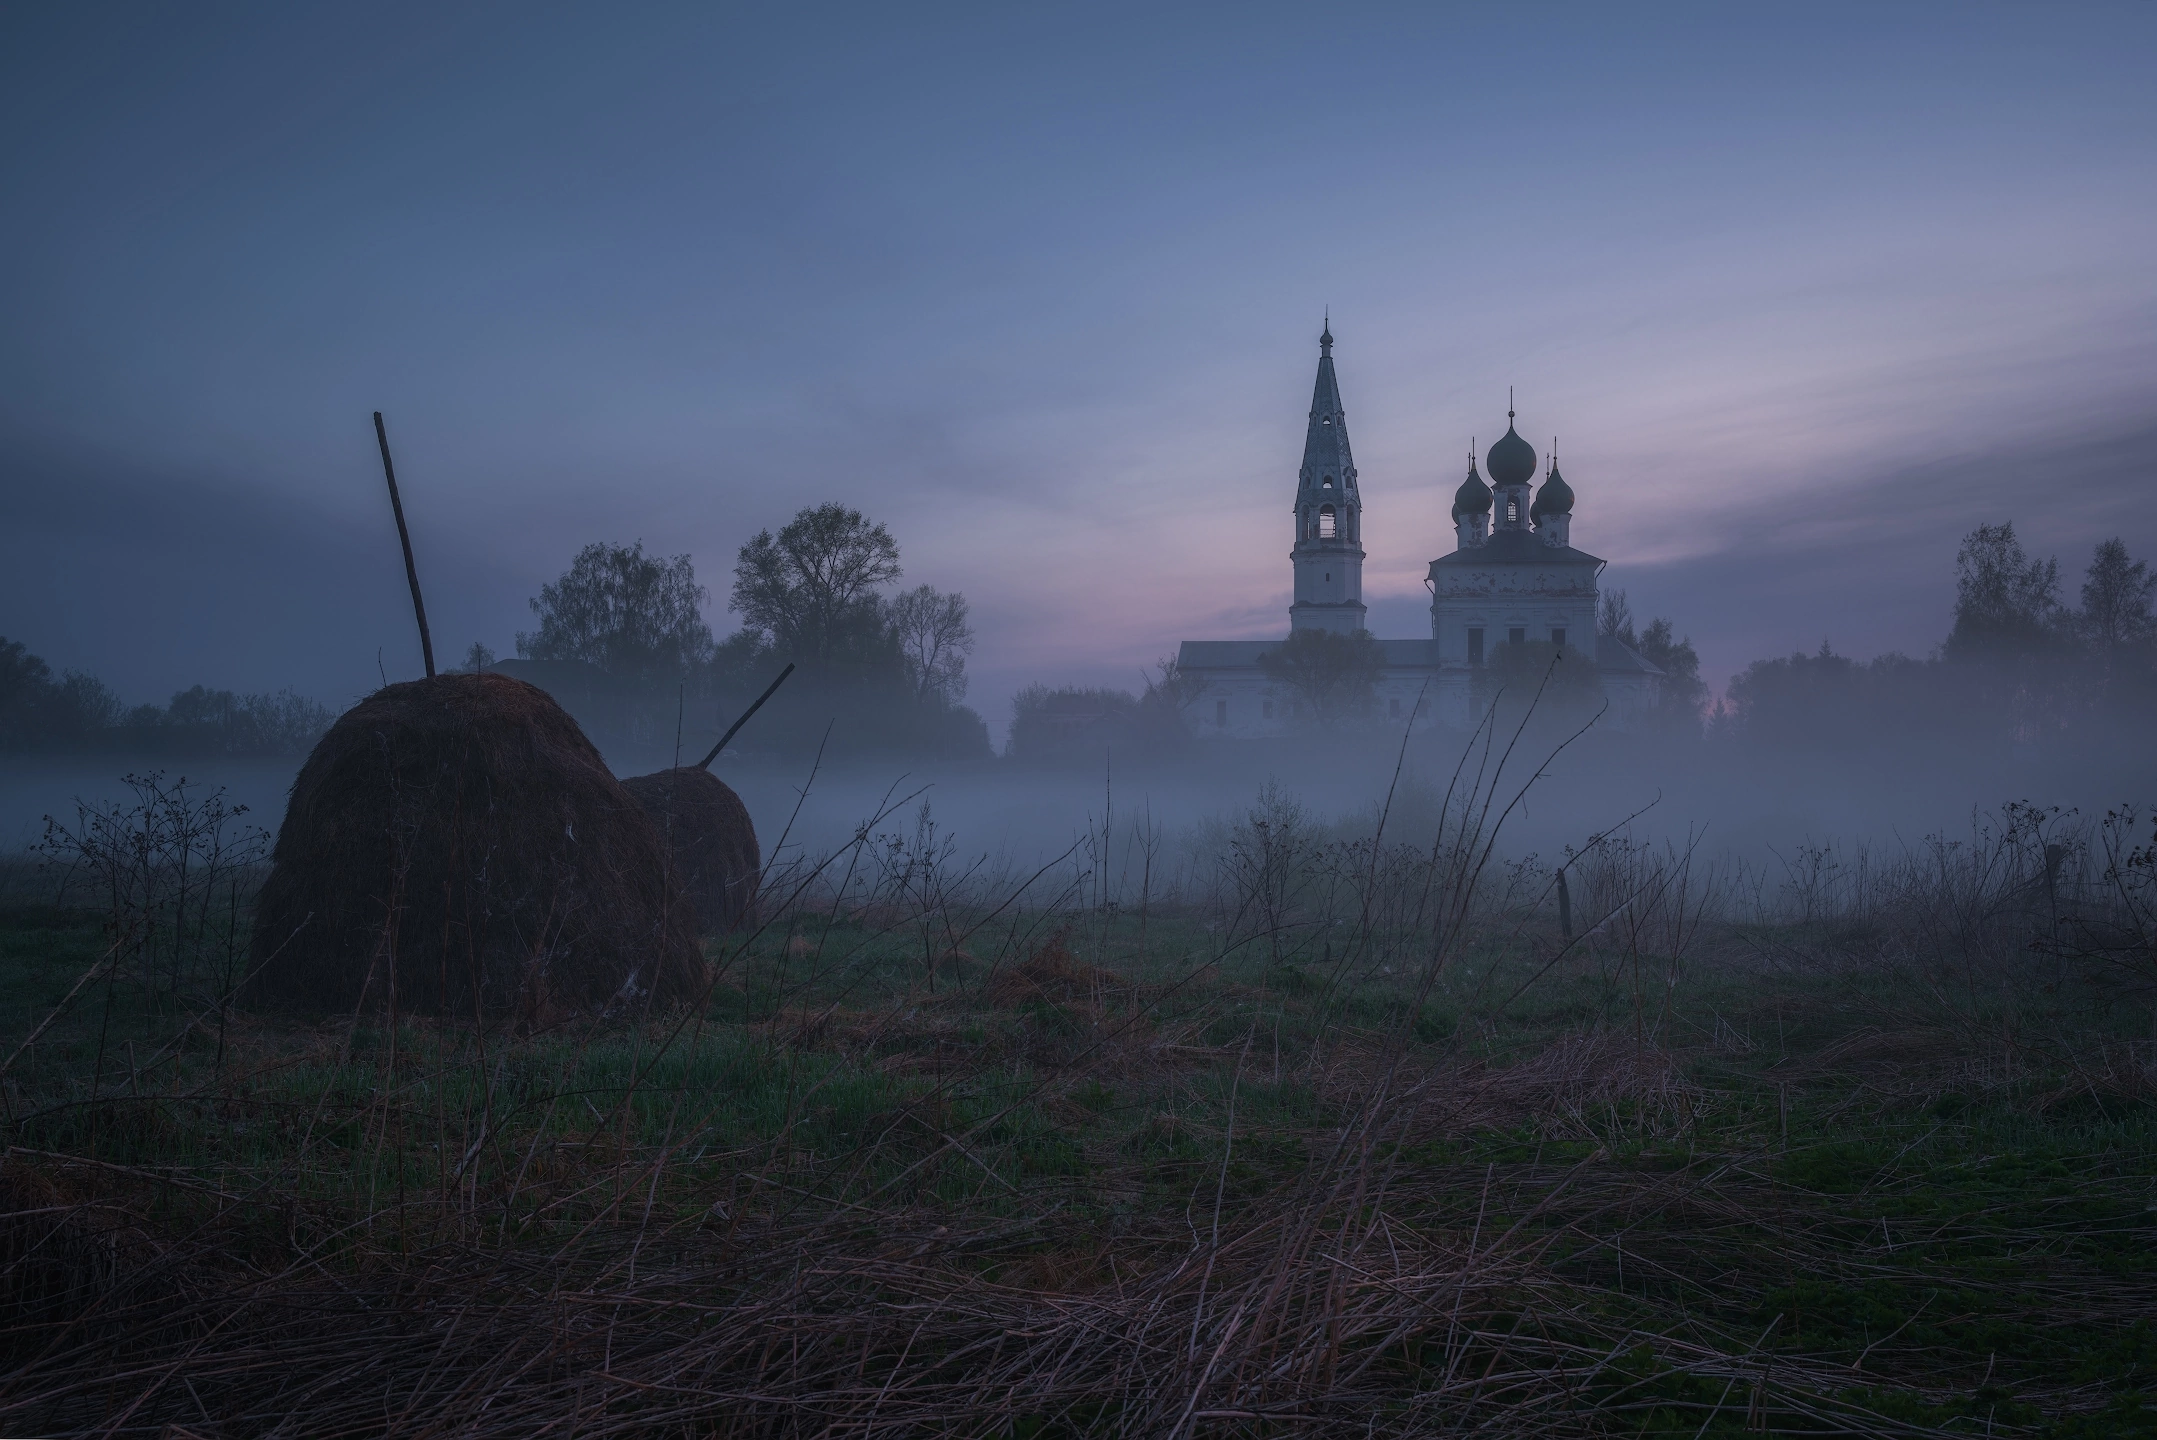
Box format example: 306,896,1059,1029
1451,455,1492,519
1531,459,1574,521
1486,419,1537,488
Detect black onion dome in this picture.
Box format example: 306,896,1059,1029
1531,461,1575,520
1486,423,1538,488
1451,459,1492,519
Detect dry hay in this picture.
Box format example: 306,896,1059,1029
0,1163,133,1325
246,673,705,1019
1334,1030,1699,1143
0,1148,1920,1438
1775,1025,2007,1096
618,766,760,934
985,932,1122,1009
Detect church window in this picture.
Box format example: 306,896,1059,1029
1551,627,1566,649
1216,699,1227,727
1506,500,1518,523
1322,476,1334,489
1467,628,1484,665
1508,627,1525,646
1319,505,1336,538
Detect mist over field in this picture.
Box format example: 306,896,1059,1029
8,664,2153,885
8,7,2157,1435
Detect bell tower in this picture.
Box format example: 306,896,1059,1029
1288,320,1367,634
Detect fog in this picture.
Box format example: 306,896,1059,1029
5,5,2155,896
12,700,2150,902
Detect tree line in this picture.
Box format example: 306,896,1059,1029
506,503,990,761
1007,522,2151,763
0,639,334,757
1714,525,2154,756
6,510,2144,768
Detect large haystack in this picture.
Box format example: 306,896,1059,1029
247,673,705,1019
619,767,760,934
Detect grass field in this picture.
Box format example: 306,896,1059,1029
2,779,2154,1436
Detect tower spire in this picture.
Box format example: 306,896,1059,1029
1289,325,1365,635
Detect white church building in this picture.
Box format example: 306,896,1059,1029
1177,324,1664,736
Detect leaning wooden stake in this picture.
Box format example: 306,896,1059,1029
373,411,436,678
697,663,795,769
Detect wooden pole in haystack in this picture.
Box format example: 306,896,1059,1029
696,663,794,770
373,411,435,678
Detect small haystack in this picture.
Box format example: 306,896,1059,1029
247,673,705,1019
619,767,760,934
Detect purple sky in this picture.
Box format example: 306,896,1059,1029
3,3,2153,740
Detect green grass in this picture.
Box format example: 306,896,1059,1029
3,894,2155,1436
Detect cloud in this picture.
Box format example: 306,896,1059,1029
1598,411,2157,691
0,436,526,706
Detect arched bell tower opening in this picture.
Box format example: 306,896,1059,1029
1288,320,1368,634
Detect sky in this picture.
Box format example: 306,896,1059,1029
3,2,2154,742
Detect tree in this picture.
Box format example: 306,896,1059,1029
158,686,333,755
887,585,974,704
0,640,126,748
2078,537,2155,657
52,672,125,734
1008,684,1136,760
518,542,715,684
1722,643,1955,754
1636,617,1707,725
0,637,55,745
730,504,902,666
1256,628,1385,724
464,642,496,674
1599,591,1705,730
1944,522,2062,663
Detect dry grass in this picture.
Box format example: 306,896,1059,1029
0,1058,1975,1439
4,778,2155,1435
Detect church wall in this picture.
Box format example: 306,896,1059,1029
1601,673,1661,725
1431,602,1595,665
1186,674,1290,740
1291,549,1363,611
1181,668,1477,739
1175,329,1665,743
1430,561,1600,662
1182,665,1665,739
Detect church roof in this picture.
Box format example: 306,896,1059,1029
1451,458,1492,518
1299,324,1355,492
1597,634,1665,675
1430,529,1604,567
1486,419,1537,488
1531,460,1575,519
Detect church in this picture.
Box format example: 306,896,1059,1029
1176,324,1664,736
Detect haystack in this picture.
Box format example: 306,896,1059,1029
619,767,761,934
247,673,705,1019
